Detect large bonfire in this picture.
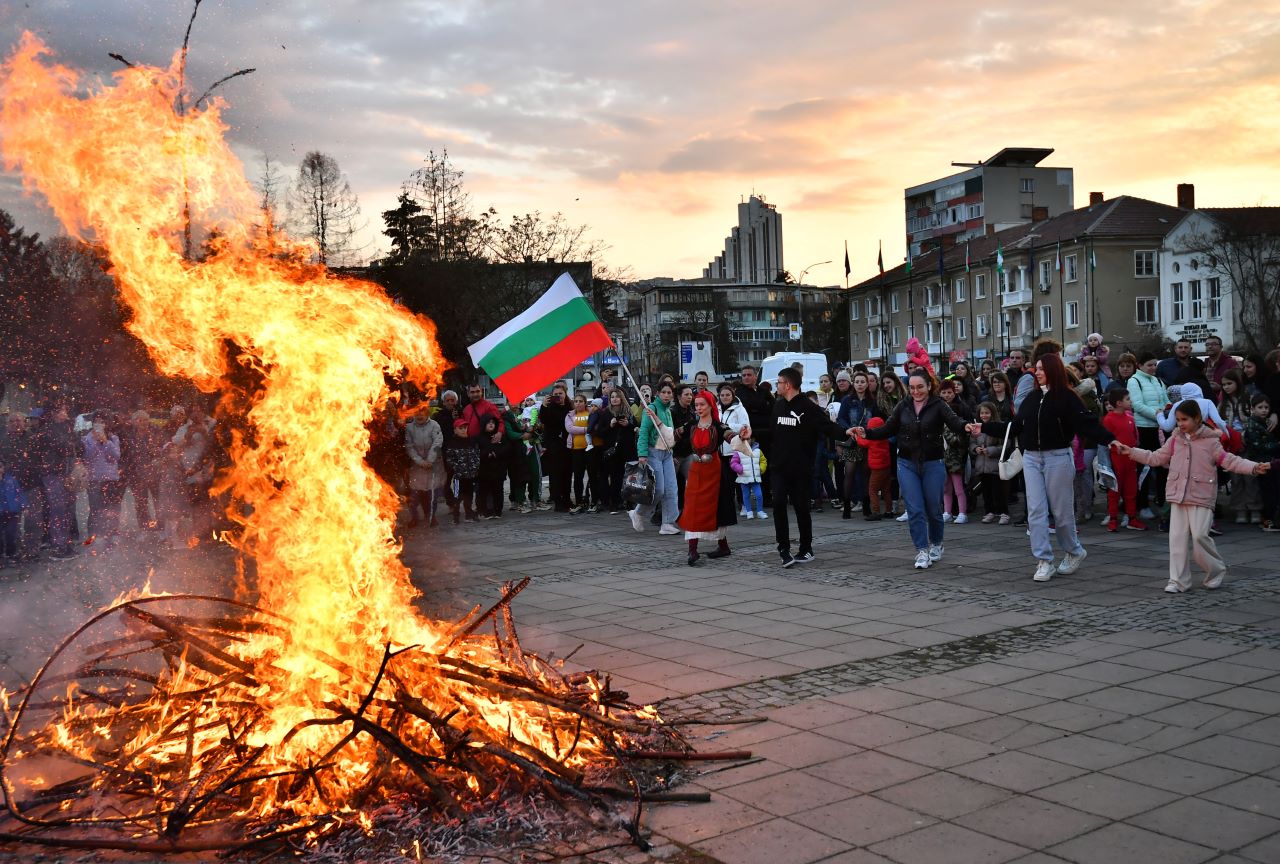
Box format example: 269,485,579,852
0,34,691,856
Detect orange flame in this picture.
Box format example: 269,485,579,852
0,34,535,813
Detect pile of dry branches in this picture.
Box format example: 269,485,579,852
0,579,734,858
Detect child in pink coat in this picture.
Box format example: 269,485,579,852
904,337,936,380
1115,399,1269,593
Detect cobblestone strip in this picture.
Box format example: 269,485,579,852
659,619,1091,719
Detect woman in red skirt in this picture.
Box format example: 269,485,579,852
679,390,750,566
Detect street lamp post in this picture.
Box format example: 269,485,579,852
795,259,832,352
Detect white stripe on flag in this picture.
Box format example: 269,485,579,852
467,272,584,364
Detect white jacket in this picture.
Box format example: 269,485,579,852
735,447,764,483
719,400,751,456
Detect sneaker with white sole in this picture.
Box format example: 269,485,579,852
740,508,750,517
628,509,645,533
896,512,911,522
955,513,968,525
1164,580,1186,594
757,511,769,520
1033,560,1055,581
1202,571,1225,590
658,524,681,535
780,551,796,568
998,514,1011,525
981,512,996,524
1140,508,1156,521
914,550,931,569
1057,549,1087,575
795,550,816,563
928,543,943,562
744,511,755,519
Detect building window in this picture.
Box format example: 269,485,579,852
967,203,982,219
1065,254,1078,283
1189,279,1203,320
850,299,859,320
1019,177,1035,193
851,332,859,350
953,277,966,302
975,273,986,299
1039,305,1053,333
868,295,882,317
891,326,900,347
928,321,942,344
1171,282,1184,322
1136,296,1159,325
1065,301,1079,329
906,324,915,342
1134,250,1156,277
977,314,989,337
1039,260,1052,289
1208,277,1222,319
891,291,900,313
868,328,882,352
957,317,967,340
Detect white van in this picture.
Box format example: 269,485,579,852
758,352,832,394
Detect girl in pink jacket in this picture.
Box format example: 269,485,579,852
1115,399,1270,594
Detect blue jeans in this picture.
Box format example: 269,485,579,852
740,482,763,513
639,449,679,525
898,458,945,551
1025,448,1084,562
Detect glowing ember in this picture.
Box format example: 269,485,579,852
0,34,687,853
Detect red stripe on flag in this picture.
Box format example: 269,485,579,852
492,321,615,400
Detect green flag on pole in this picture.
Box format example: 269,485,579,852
996,244,1004,274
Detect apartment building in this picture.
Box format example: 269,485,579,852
905,147,1074,259
850,195,1185,368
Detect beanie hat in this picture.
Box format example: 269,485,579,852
836,370,851,383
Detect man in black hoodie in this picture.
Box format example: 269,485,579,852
538,383,572,512
771,367,852,567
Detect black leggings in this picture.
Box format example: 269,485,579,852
570,449,588,505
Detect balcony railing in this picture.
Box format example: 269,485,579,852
924,303,951,320
1001,288,1034,308
927,341,945,355
866,313,884,326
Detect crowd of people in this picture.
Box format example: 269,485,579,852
6,333,1280,596
0,400,224,565
381,333,1280,594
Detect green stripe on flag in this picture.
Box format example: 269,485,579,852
477,296,600,379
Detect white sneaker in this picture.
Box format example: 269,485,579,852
1164,580,1185,594
941,512,954,523
914,550,931,569
998,514,1011,525
1033,560,1055,582
896,512,911,522
744,511,755,520
1057,549,1087,575
1202,571,1225,590
1120,514,1130,528
628,509,645,533
929,543,943,562
659,524,681,535
1140,508,1156,521
982,513,996,524
1251,512,1263,524
1235,513,1248,524
757,511,769,520
955,513,969,525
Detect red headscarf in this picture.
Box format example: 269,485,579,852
695,389,720,423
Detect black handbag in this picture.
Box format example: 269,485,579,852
622,460,655,506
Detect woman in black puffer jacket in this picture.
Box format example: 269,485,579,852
856,369,968,570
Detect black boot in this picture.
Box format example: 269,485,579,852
707,539,731,559
842,504,852,520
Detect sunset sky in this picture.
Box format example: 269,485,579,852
2,0,1278,285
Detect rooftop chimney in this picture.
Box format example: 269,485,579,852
1089,192,1104,206
1177,183,1195,209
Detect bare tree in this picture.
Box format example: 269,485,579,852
254,155,284,244
288,151,364,266
1183,222,1280,352
405,149,492,262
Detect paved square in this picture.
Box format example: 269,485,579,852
3,497,1279,862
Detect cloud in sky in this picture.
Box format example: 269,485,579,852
1,0,1279,283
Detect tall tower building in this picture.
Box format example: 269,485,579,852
703,195,783,283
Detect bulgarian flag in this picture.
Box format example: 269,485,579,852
467,272,615,400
